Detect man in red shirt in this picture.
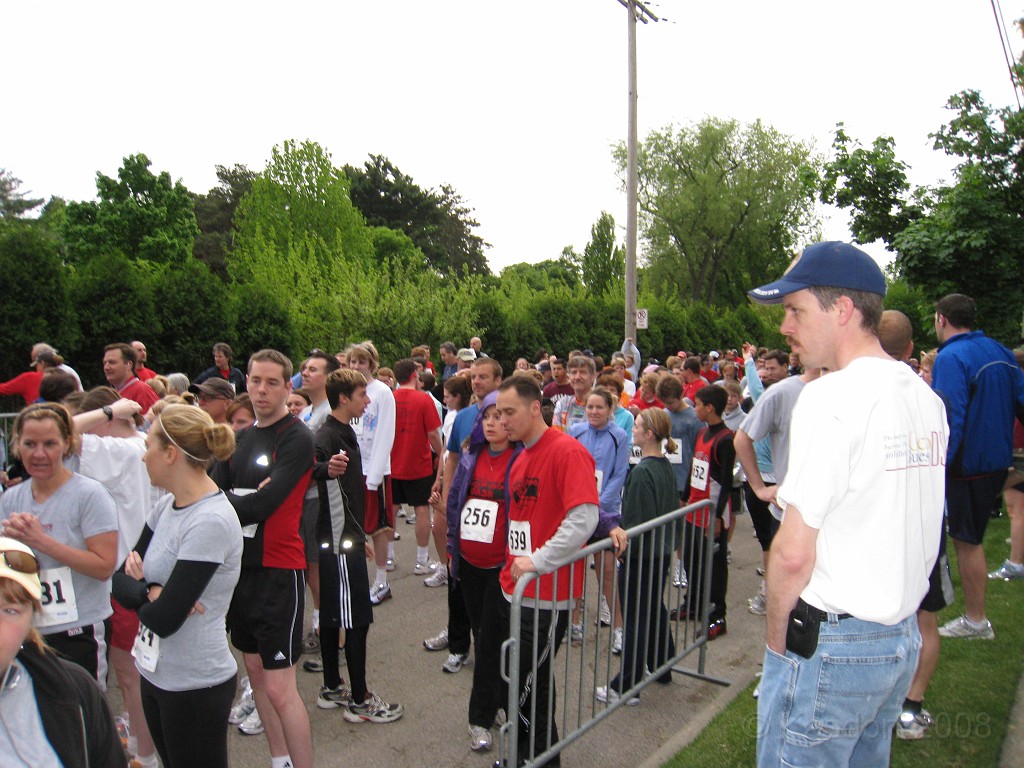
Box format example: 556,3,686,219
130,340,157,381
391,359,443,575
497,376,598,765
102,343,159,413
681,357,710,404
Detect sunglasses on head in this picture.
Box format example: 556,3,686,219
1,549,39,575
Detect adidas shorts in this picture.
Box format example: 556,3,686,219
228,568,305,670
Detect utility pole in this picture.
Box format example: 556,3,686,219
617,0,658,340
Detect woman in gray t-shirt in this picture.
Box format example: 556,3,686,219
0,403,119,687
112,405,242,768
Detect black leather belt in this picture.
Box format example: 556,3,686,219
800,598,852,621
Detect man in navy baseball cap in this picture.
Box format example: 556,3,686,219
748,241,886,305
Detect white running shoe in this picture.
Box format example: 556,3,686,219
369,582,393,605
238,708,264,735
748,592,767,616
611,627,624,655
423,628,449,651
413,560,438,576
595,685,639,706
228,679,255,724
424,567,448,587
598,595,612,627
468,724,492,751
442,652,471,673
938,614,994,639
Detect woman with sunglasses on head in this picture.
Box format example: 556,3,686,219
111,404,242,768
0,403,119,688
0,536,127,768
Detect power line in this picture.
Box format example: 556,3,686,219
990,0,1023,109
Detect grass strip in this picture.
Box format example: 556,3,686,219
663,516,1022,768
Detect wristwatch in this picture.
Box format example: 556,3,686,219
102,405,114,421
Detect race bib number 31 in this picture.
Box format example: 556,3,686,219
460,499,499,544
507,520,532,556
36,567,79,628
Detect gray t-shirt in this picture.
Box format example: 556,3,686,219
667,406,702,493
139,491,242,691
739,374,807,518
0,473,117,634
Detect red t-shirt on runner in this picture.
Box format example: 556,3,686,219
500,429,599,603
459,448,512,569
390,388,442,480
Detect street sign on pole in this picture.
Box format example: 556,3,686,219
635,308,649,330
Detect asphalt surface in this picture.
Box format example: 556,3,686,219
106,509,769,767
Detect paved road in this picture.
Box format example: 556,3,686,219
108,512,769,767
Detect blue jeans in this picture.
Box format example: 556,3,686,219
757,613,920,767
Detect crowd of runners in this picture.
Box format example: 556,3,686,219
1,242,1023,768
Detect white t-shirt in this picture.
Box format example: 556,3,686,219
777,357,948,625
301,399,331,499
77,433,150,565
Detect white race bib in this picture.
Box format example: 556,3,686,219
232,488,259,538
350,415,364,436
663,439,683,464
132,623,160,673
36,567,78,628
460,498,499,544
628,444,643,466
595,469,604,494
507,520,532,557
690,457,710,492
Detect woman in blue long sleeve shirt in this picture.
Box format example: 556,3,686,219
567,387,629,652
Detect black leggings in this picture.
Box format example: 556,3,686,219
140,674,236,768
321,624,369,703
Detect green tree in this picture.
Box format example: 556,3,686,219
67,251,160,386
820,124,922,247
62,154,198,266
561,211,625,295
823,88,1024,343
153,259,236,374
500,260,580,292
230,140,375,347
344,155,490,275
0,170,44,219
193,164,256,280
0,224,78,386
617,118,821,306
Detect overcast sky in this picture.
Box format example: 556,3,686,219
2,1,1019,272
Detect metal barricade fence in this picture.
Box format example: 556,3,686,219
0,412,18,472
499,499,730,767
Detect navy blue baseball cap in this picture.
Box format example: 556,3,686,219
748,241,886,304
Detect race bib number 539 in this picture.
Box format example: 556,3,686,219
507,520,532,556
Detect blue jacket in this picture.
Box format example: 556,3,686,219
933,330,1024,476
567,420,629,537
